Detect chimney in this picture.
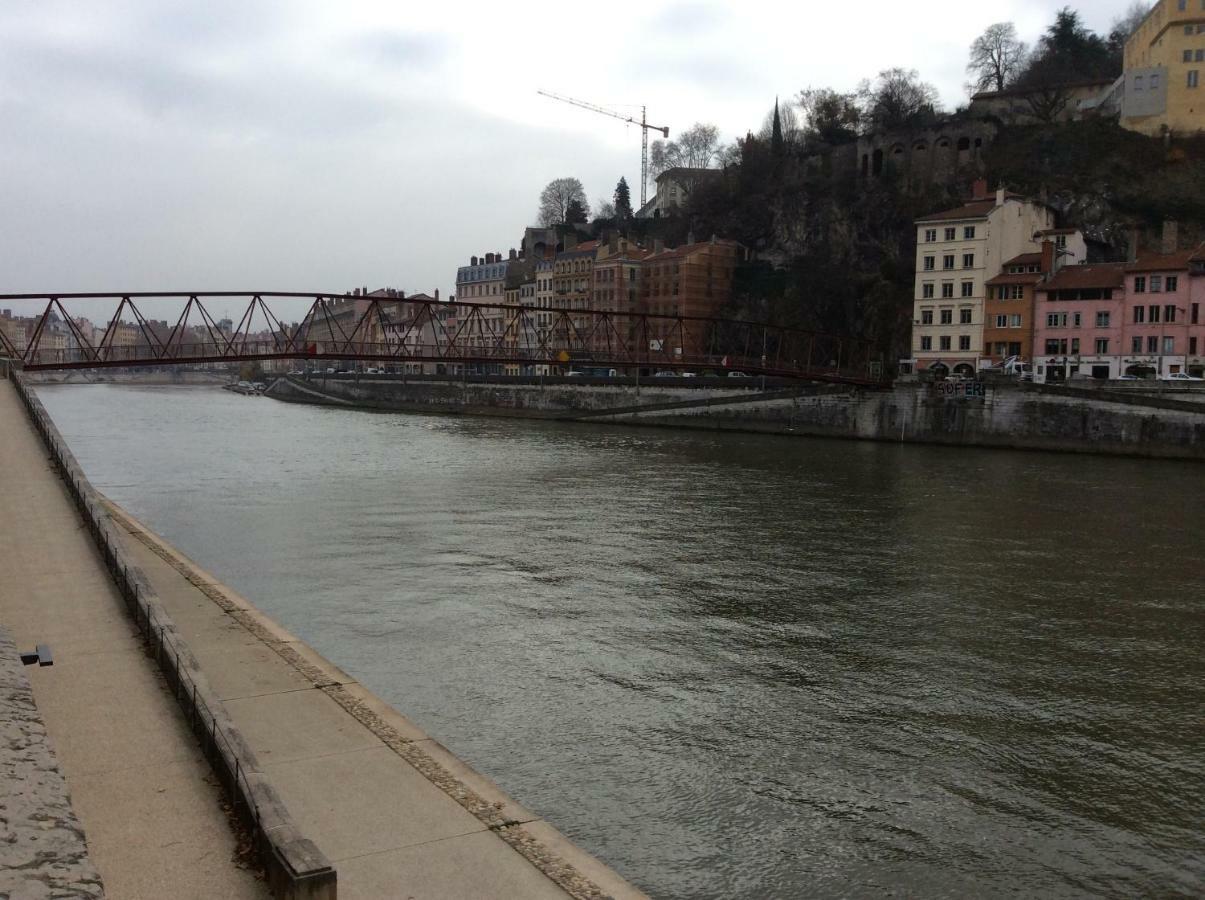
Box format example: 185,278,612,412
434,289,440,301
1127,226,1141,263
563,232,578,251
654,238,665,254
471,255,478,266
398,289,405,299
1161,220,1179,255
995,187,1005,207
509,248,517,261
1041,240,1055,274
608,232,619,254
972,177,988,199
353,288,360,297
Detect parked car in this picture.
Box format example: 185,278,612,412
566,370,584,377
1114,374,1140,381
653,370,676,377
728,371,749,378
680,371,697,378
1162,373,1203,381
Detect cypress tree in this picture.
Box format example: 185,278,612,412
771,97,785,157
614,177,633,220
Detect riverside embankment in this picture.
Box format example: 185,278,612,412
2,373,647,900
267,374,1205,459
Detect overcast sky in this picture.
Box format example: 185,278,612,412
0,0,1139,318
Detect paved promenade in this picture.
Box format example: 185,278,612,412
0,379,267,899
105,500,646,900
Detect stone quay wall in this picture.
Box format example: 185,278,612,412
267,375,1205,460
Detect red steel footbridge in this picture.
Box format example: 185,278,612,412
0,292,889,385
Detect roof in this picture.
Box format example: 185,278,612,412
1037,228,1079,236
1003,252,1043,268
644,238,742,262
655,167,721,183
985,272,1042,287
970,78,1115,101
1037,263,1126,291
915,193,1027,223
1126,242,1205,273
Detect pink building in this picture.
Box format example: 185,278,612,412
1033,263,1127,382
1123,244,1205,378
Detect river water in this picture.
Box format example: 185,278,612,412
37,384,1204,899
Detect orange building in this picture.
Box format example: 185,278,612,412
641,238,743,363
982,246,1051,363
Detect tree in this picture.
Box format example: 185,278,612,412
649,122,721,176
614,177,633,220
967,23,1028,93
594,199,616,221
770,98,785,157
537,177,588,226
1108,1,1152,63
797,87,861,144
1016,7,1115,87
857,68,940,130
565,197,589,224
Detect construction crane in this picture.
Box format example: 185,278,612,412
537,89,669,210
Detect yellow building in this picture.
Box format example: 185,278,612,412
1122,0,1205,135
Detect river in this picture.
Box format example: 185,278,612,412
37,383,1205,899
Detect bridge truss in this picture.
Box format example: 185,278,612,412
0,292,886,385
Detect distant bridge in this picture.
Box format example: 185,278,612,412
0,292,888,385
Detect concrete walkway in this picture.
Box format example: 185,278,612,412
0,379,267,899
105,501,647,900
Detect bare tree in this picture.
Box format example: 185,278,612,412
857,68,941,130
594,199,616,221
967,23,1028,93
758,100,802,147
1110,1,1152,40
537,177,588,226
649,122,721,176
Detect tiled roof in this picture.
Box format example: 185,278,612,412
1037,263,1126,291
985,272,1041,286
644,239,741,262
1126,242,1205,273
1002,252,1043,268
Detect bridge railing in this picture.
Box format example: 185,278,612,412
0,292,889,385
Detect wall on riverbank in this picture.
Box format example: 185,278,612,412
266,376,1205,460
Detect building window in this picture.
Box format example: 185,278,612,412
1134,306,1145,323
1166,276,1178,292
1135,75,1144,91
1178,0,1185,10
1132,336,1142,353
921,335,932,350
962,253,975,268
1150,275,1163,292
1148,336,1159,352
1095,339,1109,354
959,335,971,351
1189,70,1200,89
940,336,951,351
1187,50,1195,63
995,314,1008,327
1165,305,1177,323
922,283,935,298
943,255,955,270
1071,338,1080,354
964,226,976,239
1096,311,1110,327
1164,336,1175,354
921,309,934,324
961,281,974,298
1193,303,1200,324
942,283,955,298
924,229,937,242
1150,304,1160,323
960,308,972,324
944,227,956,240
940,309,953,325
1010,314,1022,327
1134,276,1146,293
1073,313,1082,327
1151,74,1160,90
924,256,935,271
1046,312,1067,327
1045,339,1068,355
1198,50,1205,62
